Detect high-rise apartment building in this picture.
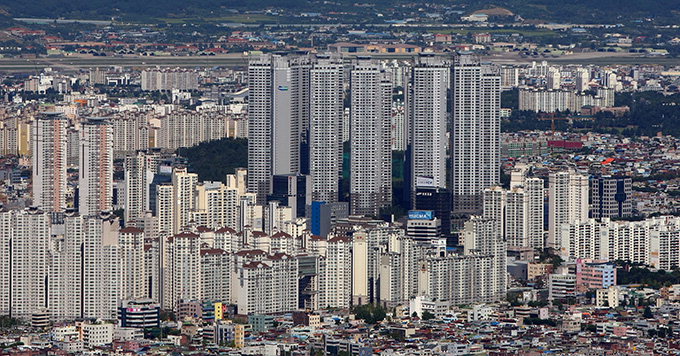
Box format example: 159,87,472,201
309,54,344,203
32,112,68,212
0,208,50,318
548,170,589,248
248,53,311,204
546,67,561,89
575,68,590,92
140,68,199,91
79,118,113,216
124,150,160,223
500,65,519,89
119,227,146,301
171,167,198,234
450,55,501,215
350,58,393,216
408,54,449,196
463,215,507,301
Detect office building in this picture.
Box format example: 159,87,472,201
118,299,160,329
575,259,616,292
589,175,632,219
413,187,452,242
268,174,311,218
405,210,441,242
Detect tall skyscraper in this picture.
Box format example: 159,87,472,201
32,112,68,212
79,118,113,216
309,54,344,203
450,55,501,215
350,58,393,216
408,54,449,197
247,53,310,204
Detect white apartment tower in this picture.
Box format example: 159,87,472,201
247,53,310,204
79,118,113,216
119,227,146,301
350,58,393,216
32,112,68,212
164,232,202,309
309,54,344,203
171,167,198,234
575,68,590,92
546,67,561,89
548,170,589,248
450,55,501,215
124,151,157,222
463,215,507,301
0,208,50,318
317,236,352,309
408,54,449,196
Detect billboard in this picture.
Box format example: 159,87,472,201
408,210,434,220
415,176,435,188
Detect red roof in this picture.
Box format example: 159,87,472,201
243,261,269,269
120,227,144,234
201,248,226,255
216,227,237,234
271,231,292,239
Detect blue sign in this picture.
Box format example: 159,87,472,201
277,85,289,91
408,210,433,220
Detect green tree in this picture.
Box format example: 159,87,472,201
421,311,435,320
353,304,387,324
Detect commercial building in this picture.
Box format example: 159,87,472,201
589,175,632,219
118,299,160,329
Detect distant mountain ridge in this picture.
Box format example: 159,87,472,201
1,0,678,23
